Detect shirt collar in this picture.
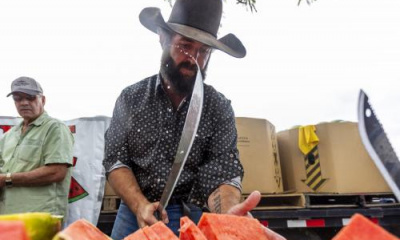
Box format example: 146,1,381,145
155,74,164,96
18,111,48,128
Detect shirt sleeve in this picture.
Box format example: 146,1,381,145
195,101,244,203
222,176,242,192
42,121,74,166
108,160,131,172
0,135,4,168
103,90,132,173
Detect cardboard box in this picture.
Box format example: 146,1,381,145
236,117,283,194
104,181,117,196
278,122,391,193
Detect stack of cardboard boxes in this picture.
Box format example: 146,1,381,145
278,121,390,193
235,117,284,194
235,118,390,195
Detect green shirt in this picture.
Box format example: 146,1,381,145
0,112,74,217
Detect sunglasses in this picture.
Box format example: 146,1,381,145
171,43,212,60
12,94,38,102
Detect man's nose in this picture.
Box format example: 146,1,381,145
19,98,30,104
182,47,201,61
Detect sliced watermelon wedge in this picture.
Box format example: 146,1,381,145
0,221,30,240
143,226,161,240
198,213,269,240
123,228,148,240
332,213,398,240
53,219,110,240
179,216,207,240
151,221,179,240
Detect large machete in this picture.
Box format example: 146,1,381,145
358,89,400,201
157,64,204,215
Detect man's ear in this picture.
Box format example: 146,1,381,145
41,95,46,106
157,28,167,48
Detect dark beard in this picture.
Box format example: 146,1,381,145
160,51,207,95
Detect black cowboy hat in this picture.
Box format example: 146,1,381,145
139,0,246,58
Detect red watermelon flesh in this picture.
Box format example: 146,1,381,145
54,219,110,240
332,213,398,240
198,213,270,240
150,221,179,240
124,228,148,240
179,216,207,240
0,221,30,240
143,226,161,240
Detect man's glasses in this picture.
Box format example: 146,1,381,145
171,43,212,60
12,94,38,102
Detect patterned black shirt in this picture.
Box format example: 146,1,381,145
103,74,244,206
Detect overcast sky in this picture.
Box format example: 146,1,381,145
0,0,399,154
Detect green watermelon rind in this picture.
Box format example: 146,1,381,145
69,192,89,203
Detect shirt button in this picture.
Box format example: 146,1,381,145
168,108,172,112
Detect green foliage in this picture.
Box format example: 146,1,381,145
164,0,312,11
236,0,257,12
164,0,257,12
298,0,317,6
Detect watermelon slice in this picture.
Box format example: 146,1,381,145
151,221,179,240
197,213,269,240
123,228,148,240
52,219,111,240
69,174,89,203
0,221,30,240
143,226,161,240
332,213,398,240
179,216,207,240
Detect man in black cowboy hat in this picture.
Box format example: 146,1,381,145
103,0,285,239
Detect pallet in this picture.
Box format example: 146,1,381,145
101,196,121,213
243,193,306,210
361,192,399,207
304,192,399,208
243,192,399,210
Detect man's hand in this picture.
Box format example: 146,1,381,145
135,201,169,228
227,191,287,240
108,168,170,227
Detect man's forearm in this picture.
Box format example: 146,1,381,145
108,167,149,215
207,184,241,214
0,164,68,188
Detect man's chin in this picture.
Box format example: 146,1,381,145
180,69,196,79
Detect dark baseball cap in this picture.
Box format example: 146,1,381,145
7,76,43,97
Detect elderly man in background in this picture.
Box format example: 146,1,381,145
0,76,74,218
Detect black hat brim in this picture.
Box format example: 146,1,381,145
139,7,246,58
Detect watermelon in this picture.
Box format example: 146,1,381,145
124,222,178,240
123,228,148,240
197,213,269,240
150,221,179,240
68,177,89,203
179,216,207,240
0,221,30,240
52,219,111,240
143,226,161,240
0,212,61,240
332,213,398,240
